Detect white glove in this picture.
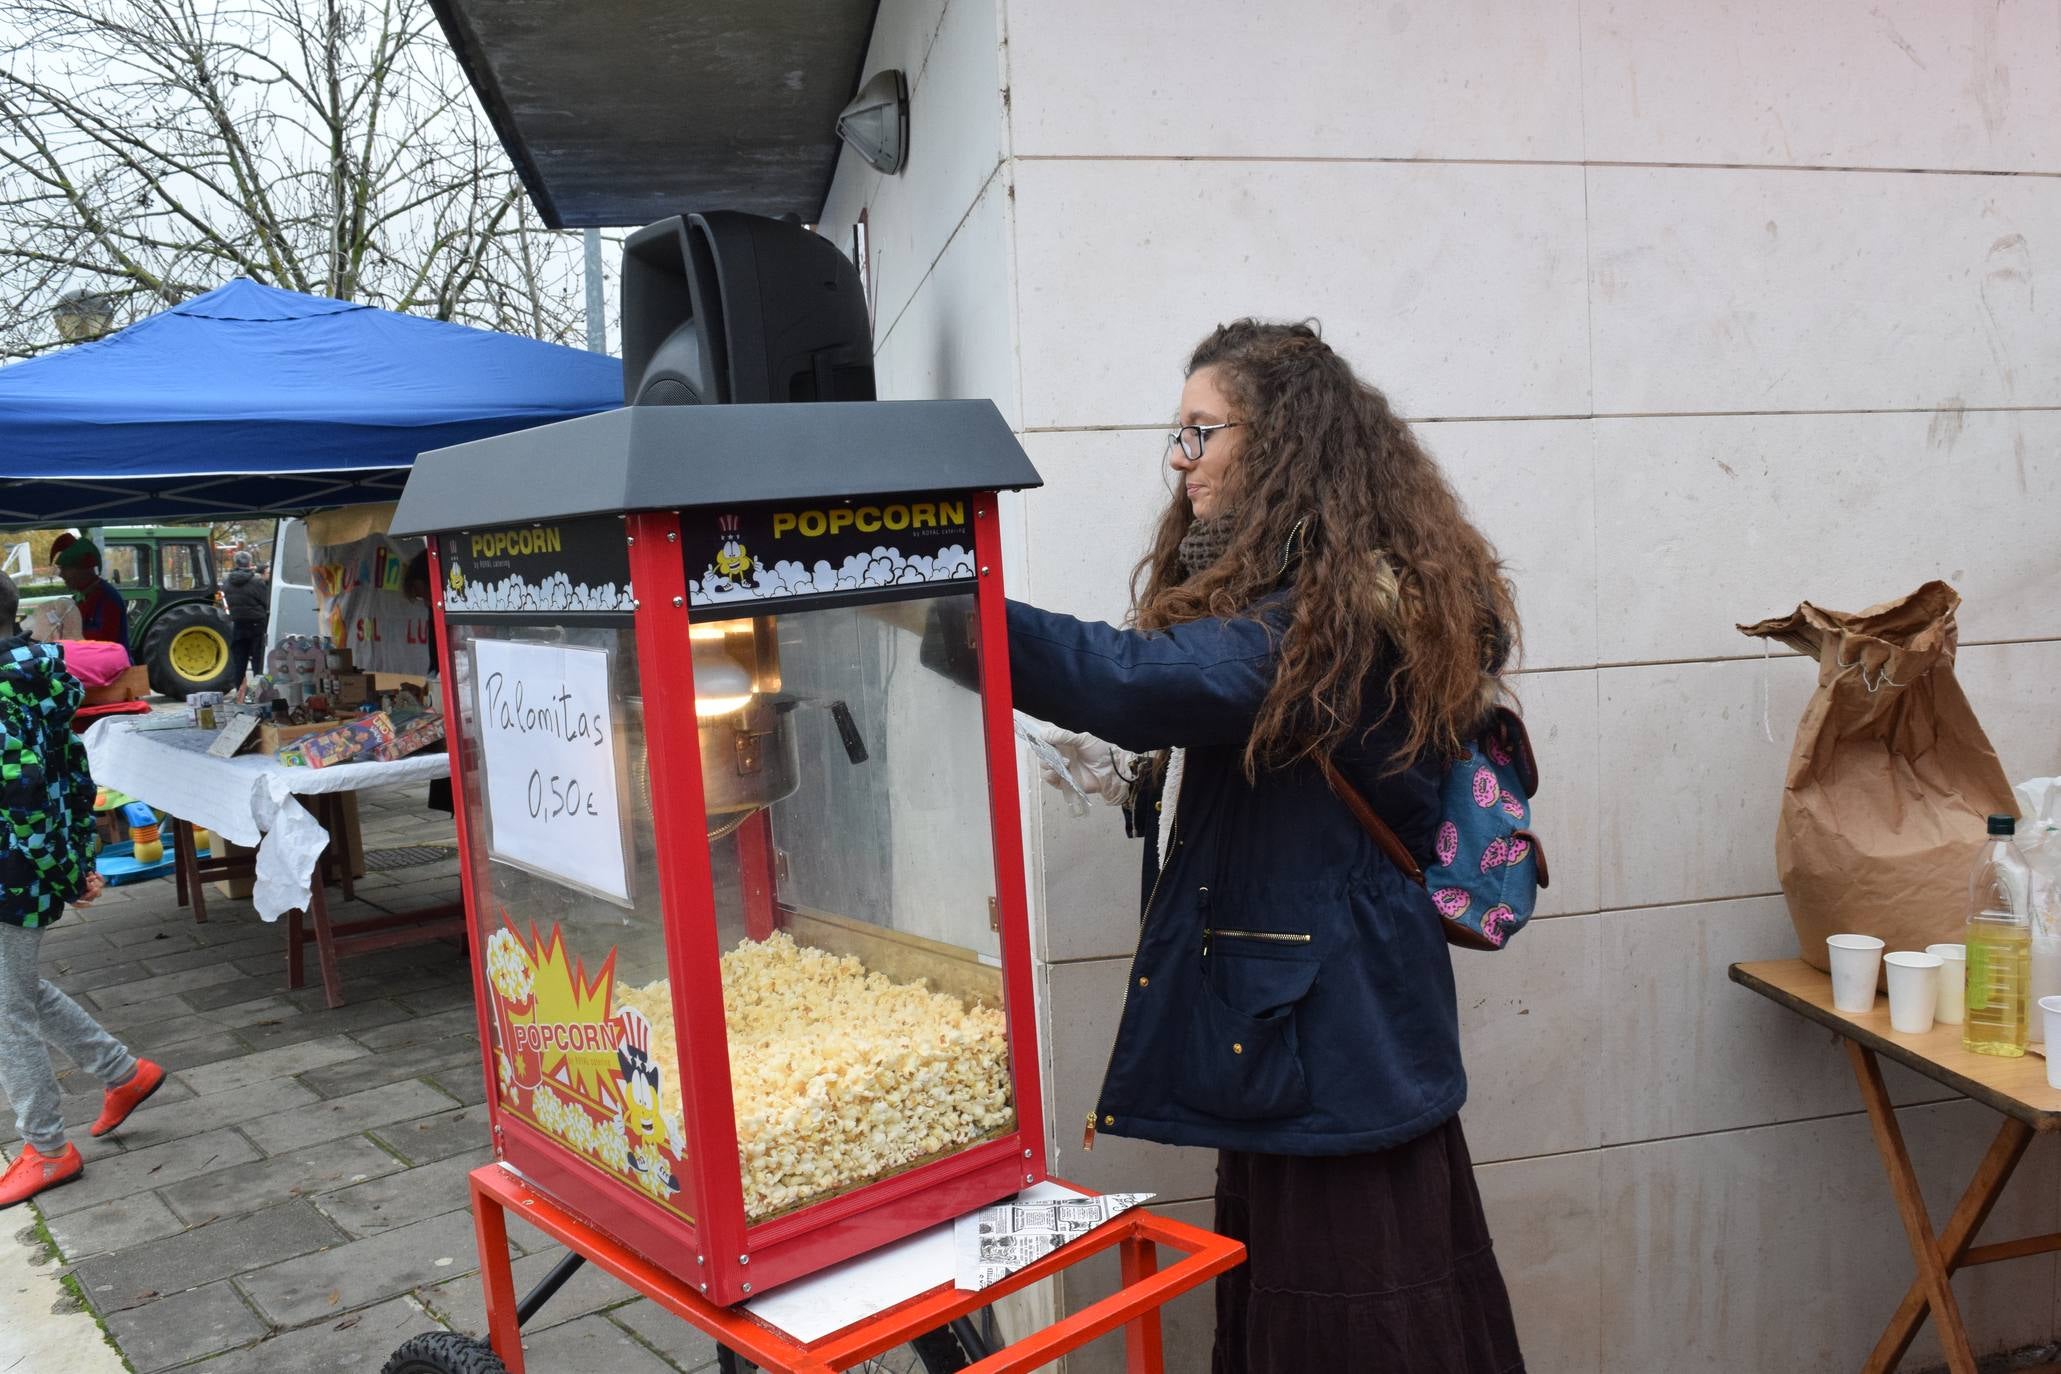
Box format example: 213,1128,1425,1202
1038,725,1136,805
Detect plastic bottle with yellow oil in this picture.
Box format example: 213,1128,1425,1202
1964,814,2031,1058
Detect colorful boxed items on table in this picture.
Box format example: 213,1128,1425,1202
280,711,394,768
371,713,445,762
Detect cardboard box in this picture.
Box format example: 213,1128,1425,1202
369,672,431,696
83,664,151,706
261,720,338,755
334,673,371,707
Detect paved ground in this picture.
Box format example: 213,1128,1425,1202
4,784,724,1374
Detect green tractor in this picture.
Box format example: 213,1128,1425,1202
90,526,239,699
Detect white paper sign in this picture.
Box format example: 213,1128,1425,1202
472,639,629,901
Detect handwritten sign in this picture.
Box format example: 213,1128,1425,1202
472,639,629,902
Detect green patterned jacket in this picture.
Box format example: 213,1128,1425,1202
1,634,95,928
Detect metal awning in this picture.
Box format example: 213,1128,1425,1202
431,0,879,228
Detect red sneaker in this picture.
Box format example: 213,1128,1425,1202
0,1143,83,1209
91,1059,166,1138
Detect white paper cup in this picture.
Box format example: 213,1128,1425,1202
1827,934,1887,1013
1884,951,1943,1034
2042,998,2061,1089
1927,943,1967,1025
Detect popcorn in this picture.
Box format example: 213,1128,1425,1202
487,928,534,1004
614,932,1014,1219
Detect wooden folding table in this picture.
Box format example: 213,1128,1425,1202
1732,958,2061,1374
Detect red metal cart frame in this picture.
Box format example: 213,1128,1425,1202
470,1163,1244,1373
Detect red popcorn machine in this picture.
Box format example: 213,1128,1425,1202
388,399,1047,1306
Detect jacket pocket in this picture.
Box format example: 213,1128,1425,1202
1174,945,1322,1122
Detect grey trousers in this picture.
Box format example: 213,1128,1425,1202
0,920,136,1155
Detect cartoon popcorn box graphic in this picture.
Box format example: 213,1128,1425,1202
487,925,544,1091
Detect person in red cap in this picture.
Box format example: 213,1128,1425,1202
0,571,164,1208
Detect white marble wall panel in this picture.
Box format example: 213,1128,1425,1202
1597,653,1817,911
1511,667,1600,920
1589,165,2061,415
1016,429,1171,625
1594,410,2061,665
1582,0,2061,174
868,183,1020,423
1476,1151,1603,1374
1597,896,1960,1147
1012,160,1591,429
1426,418,1599,673
1006,0,1583,163
1598,1104,2061,1370
1034,787,1141,965
1956,638,2061,784
1453,914,1602,1163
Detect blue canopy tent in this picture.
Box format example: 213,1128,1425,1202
0,279,621,523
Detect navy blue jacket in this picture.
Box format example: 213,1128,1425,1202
1008,600,1465,1156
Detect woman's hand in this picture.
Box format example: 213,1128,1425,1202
1039,725,1137,805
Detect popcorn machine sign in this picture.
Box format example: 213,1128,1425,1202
485,922,689,1215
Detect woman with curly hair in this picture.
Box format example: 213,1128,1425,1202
1009,319,1526,1372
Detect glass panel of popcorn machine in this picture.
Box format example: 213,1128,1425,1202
686,594,1014,1221
451,621,691,1219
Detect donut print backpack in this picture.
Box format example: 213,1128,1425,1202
1320,706,1547,951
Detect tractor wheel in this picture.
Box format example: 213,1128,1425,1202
141,602,236,699
380,1332,509,1374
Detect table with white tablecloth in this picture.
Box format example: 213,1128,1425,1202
82,715,462,1006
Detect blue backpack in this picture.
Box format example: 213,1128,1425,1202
1321,706,1547,950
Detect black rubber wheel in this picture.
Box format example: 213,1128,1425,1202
381,1332,510,1374
721,1324,969,1373
141,601,237,699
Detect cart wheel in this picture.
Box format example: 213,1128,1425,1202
722,1327,969,1374
381,1332,510,1374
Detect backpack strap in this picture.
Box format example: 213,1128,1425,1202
1317,757,1424,886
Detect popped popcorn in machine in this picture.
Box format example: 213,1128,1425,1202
388,399,1047,1307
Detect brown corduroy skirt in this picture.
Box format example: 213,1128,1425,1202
1212,1116,1526,1374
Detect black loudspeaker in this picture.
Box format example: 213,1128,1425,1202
620,211,876,407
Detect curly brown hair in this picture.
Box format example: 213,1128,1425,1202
1132,319,1519,775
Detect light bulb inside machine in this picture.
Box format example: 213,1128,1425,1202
692,650,753,718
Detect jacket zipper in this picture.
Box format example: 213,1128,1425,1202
1086,810,1180,1152
1201,928,1313,956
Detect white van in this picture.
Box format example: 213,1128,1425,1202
267,516,320,658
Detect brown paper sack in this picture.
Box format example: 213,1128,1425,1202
1739,582,2014,972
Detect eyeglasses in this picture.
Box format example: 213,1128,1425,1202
1165,421,1242,462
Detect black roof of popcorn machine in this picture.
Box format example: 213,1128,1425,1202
388,399,1042,536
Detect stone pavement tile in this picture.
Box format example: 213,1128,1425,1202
371,1105,487,1165
99,916,193,947
188,1294,443,1374
59,959,159,994
104,1280,268,1373
521,1313,678,1372
45,1190,188,1261
118,1077,320,1150
423,1065,488,1108
280,966,462,1015
419,1246,631,1337
112,1013,241,1053
154,1030,256,1074
94,963,251,1010
395,983,476,1016
315,1148,492,1238
73,1200,343,1313
611,1299,724,1372
41,936,144,976
90,993,198,1033
243,1079,457,1155
296,1041,478,1100
140,944,244,976
200,996,298,1030
352,1007,476,1053
184,974,296,1012
235,1207,478,1326
178,1035,366,1097
158,1135,405,1224
40,1127,261,1218
235,998,413,1053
